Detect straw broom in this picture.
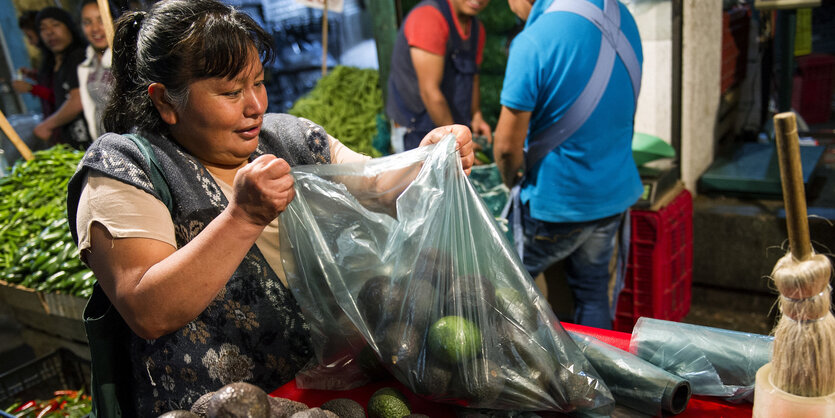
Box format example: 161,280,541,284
770,112,835,397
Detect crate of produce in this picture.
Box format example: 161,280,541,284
0,348,91,411
613,189,693,332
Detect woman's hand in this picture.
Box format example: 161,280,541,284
419,124,475,175
33,121,52,141
228,154,296,227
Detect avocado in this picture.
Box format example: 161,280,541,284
289,408,338,418
452,357,505,406
356,343,390,381
498,365,555,411
404,415,430,418
410,355,453,398
320,398,365,418
158,411,200,418
401,279,437,332
378,321,421,369
206,381,270,418
493,287,537,330
427,316,482,364
358,276,405,330
191,391,215,416
443,275,495,319
412,248,453,284
269,396,309,418
367,387,411,418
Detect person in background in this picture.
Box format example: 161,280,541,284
493,0,643,330
30,7,90,148
386,0,491,152
77,0,113,140
66,0,473,414
12,10,54,112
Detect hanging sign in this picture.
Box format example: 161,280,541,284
294,0,344,13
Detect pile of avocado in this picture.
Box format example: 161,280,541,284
354,249,597,411
158,382,427,418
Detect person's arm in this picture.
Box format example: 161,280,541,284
493,105,531,187
470,74,492,142
34,88,84,140
411,47,455,127
85,155,296,340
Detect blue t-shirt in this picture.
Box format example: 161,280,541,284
501,0,643,223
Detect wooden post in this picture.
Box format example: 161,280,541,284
0,110,35,161
97,0,115,49
773,112,811,261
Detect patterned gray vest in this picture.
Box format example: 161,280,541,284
67,113,331,415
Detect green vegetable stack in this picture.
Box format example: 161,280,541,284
0,146,94,298
289,66,384,157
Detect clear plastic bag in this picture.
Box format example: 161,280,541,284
279,135,614,413
629,317,774,402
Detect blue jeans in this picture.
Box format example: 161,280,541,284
517,207,627,329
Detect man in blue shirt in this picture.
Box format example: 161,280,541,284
493,0,643,329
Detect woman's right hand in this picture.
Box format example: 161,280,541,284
228,154,296,227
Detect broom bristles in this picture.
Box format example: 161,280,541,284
770,252,835,397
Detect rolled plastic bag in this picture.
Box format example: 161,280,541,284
280,134,614,413
629,317,773,402
569,332,691,415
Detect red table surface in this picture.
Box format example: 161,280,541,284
271,323,753,417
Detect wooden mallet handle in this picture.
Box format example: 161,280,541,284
0,109,34,162
773,112,811,261
97,0,115,49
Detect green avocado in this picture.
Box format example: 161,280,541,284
428,316,482,364
367,387,411,418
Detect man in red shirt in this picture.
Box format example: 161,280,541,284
387,0,491,151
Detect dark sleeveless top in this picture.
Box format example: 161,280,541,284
386,0,481,150
67,113,331,415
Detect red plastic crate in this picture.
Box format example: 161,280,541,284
792,53,835,125
613,189,693,332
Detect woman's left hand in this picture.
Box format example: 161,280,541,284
419,124,475,175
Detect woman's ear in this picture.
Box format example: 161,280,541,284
148,83,178,125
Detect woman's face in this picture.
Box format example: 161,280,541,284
81,3,108,51
167,51,268,169
39,18,73,54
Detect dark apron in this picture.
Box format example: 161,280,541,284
387,0,480,150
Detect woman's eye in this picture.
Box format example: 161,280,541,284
223,90,241,97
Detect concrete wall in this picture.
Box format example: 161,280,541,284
630,0,674,144
681,0,722,192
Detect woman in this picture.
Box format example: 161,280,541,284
66,0,473,415
30,7,90,147
77,0,113,140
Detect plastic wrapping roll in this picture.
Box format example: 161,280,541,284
571,332,691,415
629,318,773,401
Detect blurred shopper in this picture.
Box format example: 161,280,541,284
77,0,113,140
494,0,643,329
31,7,90,148
12,10,54,111
387,0,491,152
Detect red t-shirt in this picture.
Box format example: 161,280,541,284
403,0,486,65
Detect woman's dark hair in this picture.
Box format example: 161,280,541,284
103,0,274,134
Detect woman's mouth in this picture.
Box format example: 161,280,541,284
236,124,261,139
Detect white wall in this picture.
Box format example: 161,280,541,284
681,0,722,191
